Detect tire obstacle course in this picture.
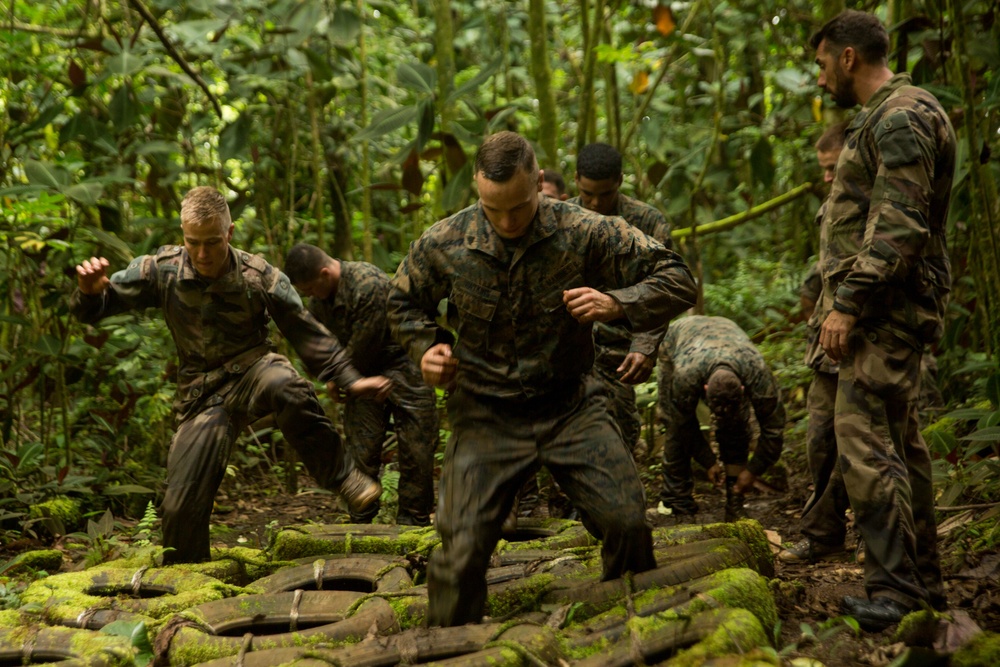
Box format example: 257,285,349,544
0,518,779,666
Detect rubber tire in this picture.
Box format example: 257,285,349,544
249,555,412,595
0,625,133,666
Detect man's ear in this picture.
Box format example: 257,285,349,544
841,45,857,71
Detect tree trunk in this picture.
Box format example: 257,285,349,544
528,0,558,166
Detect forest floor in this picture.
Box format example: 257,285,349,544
199,429,1000,667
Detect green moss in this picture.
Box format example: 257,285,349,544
894,608,944,647
270,525,441,560
486,573,556,619
29,496,82,535
652,520,774,577
384,594,427,629
496,525,597,553
0,610,20,628
952,631,1000,667
661,608,770,666
2,549,64,575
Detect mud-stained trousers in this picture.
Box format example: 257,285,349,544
799,371,851,546
344,364,439,525
593,346,642,454
161,353,352,564
427,378,656,627
836,327,944,609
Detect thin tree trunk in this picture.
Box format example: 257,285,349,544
528,0,558,166
576,0,605,154
358,0,372,262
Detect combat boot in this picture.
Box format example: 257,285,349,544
724,476,749,522
339,468,383,515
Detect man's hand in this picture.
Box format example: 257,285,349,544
617,352,654,384
563,287,624,324
421,343,458,388
325,381,348,404
348,376,393,401
732,468,757,494
819,310,858,363
706,463,725,488
76,256,111,295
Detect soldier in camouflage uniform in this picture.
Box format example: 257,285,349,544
780,122,855,564
811,10,954,630
284,244,439,526
568,142,674,453
71,187,388,564
387,132,697,627
658,316,785,522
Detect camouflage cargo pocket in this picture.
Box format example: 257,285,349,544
846,326,921,402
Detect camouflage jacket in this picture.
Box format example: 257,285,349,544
567,193,674,360
305,260,416,378
70,245,363,406
662,316,785,477
802,200,838,373
387,196,696,402
819,73,956,349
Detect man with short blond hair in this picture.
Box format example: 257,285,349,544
71,186,389,564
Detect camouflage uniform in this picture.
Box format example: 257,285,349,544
658,316,785,512
799,201,851,547
566,194,673,451
71,246,363,564
819,73,954,609
388,196,697,626
306,261,439,525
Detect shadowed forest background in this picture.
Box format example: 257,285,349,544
2,0,1000,630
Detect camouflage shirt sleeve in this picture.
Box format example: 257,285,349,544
264,268,363,389
832,107,938,316
746,371,785,477
69,255,162,324
387,236,456,367
800,262,822,304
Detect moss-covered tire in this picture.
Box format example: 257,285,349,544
187,621,562,667
495,519,596,554
0,625,134,666
271,524,441,560
160,594,398,666
19,567,241,628
248,555,412,594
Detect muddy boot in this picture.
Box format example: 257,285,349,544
724,476,749,522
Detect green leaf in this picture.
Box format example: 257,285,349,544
133,141,181,156
24,160,70,189
106,50,147,76
486,107,517,130
63,183,105,207
977,411,1000,430
416,99,436,153
354,105,418,142
219,114,251,162
988,373,1000,409
103,484,155,495
287,0,324,37
448,56,503,104
328,5,361,44
441,162,472,213
397,62,436,95
772,67,811,93
961,426,1000,441
942,408,990,420
32,335,62,356
110,85,137,128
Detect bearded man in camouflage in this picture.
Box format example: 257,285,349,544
72,186,389,564
811,10,955,630
284,243,439,526
387,131,697,627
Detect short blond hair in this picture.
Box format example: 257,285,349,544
181,186,231,231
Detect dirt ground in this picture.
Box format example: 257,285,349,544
200,428,1000,667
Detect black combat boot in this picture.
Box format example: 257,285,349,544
724,476,749,522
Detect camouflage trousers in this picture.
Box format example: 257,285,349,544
162,353,352,564
836,327,943,609
594,346,642,453
799,371,851,546
344,365,439,525
428,378,656,627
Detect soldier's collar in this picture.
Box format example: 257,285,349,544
860,72,912,117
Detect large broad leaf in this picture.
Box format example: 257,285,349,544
749,136,775,189
219,114,251,162
397,62,436,95
961,426,1000,442
32,335,62,356
24,160,70,189
63,182,105,207
110,85,137,129
772,67,812,94
416,99,436,153
441,162,472,213
106,49,147,76
328,5,361,45
401,149,424,196
354,105,419,142
287,0,325,37
167,19,229,46
448,55,502,104
942,408,991,420
486,107,517,130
